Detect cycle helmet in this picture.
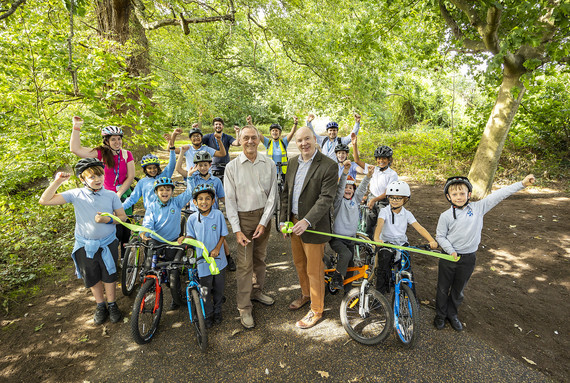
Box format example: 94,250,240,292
326,121,339,130
193,150,213,163
444,176,473,195
346,175,356,186
444,176,473,218
75,158,104,177
140,154,160,168
192,183,216,199
153,177,175,191
374,145,393,158
101,125,123,137
188,127,203,138
386,181,411,197
335,143,350,153
270,123,282,132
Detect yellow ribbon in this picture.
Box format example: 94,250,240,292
102,213,220,275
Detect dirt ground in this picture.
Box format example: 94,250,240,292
0,182,568,382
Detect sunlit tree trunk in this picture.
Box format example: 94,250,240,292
468,63,526,199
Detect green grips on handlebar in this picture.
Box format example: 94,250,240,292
281,221,294,234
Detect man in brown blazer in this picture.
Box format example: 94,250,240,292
279,126,338,329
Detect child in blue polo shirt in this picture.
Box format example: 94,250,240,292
122,128,180,211
180,184,228,328
39,159,128,325
141,177,193,310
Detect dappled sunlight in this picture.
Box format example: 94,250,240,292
271,314,348,343
487,248,532,278
277,284,301,292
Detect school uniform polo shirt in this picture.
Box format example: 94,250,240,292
186,209,229,277
61,188,122,240
143,186,193,242
184,145,217,171
187,173,225,212
378,205,417,246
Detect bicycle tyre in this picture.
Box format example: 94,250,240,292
190,288,208,351
394,283,420,348
131,279,163,344
340,287,393,345
121,240,142,296
180,214,188,237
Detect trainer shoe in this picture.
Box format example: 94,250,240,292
205,316,213,329
240,312,254,329
108,302,123,323
213,312,223,325
94,303,109,325
227,255,236,272
330,271,343,290
448,316,463,332
433,315,445,330
251,292,275,306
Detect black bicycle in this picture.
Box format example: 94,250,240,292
121,214,146,296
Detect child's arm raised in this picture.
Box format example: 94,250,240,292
410,221,438,249
39,172,70,206
175,146,189,178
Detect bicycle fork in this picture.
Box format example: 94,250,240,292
140,275,161,314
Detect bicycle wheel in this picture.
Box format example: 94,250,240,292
190,288,208,351
121,240,143,296
131,279,163,344
394,283,420,348
340,287,392,345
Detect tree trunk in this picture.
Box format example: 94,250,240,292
468,64,526,199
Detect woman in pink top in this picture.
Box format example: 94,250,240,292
70,116,135,254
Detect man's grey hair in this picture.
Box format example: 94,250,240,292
240,124,262,139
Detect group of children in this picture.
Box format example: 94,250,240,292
40,114,535,334
327,138,535,331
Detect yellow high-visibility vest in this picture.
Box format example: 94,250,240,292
266,138,288,174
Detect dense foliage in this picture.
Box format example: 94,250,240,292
0,0,567,303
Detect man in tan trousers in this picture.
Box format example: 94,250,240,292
225,124,278,329
280,126,338,329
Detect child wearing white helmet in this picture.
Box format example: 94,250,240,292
373,180,438,295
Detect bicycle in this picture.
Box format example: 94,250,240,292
273,162,286,233
130,242,188,344
338,249,393,345
121,214,146,296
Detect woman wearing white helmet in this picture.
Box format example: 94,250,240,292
373,180,438,295
70,116,136,256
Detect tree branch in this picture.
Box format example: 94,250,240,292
438,0,486,52
132,0,234,33
0,0,26,20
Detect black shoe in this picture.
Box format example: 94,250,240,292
448,316,463,332
227,255,236,272
330,271,343,290
94,304,109,325
213,312,222,325
433,315,445,330
108,302,123,323
169,301,180,311
205,317,213,329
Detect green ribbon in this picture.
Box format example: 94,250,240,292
281,221,459,262
102,213,220,275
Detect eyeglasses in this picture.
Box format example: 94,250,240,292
388,196,405,201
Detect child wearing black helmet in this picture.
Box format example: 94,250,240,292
434,174,536,332
179,184,229,328
179,123,227,171
353,142,398,238
39,159,128,325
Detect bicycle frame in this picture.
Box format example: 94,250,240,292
185,266,207,323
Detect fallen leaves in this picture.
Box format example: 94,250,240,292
317,371,329,378
522,357,536,365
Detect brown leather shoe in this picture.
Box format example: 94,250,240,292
296,310,322,329
288,295,310,310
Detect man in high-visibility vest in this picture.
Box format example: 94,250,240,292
261,116,299,183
